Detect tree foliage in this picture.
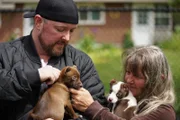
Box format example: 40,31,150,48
169,0,180,6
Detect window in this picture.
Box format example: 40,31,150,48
155,13,169,26
137,11,148,25
23,4,36,35
23,16,34,36
78,3,105,25
155,5,170,27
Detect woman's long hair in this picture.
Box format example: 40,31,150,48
122,45,175,116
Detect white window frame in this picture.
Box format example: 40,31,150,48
137,11,148,25
23,17,34,36
132,4,153,26
78,3,106,25
23,4,36,36
155,4,171,28
155,13,170,26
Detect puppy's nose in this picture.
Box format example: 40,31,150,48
75,83,83,89
108,98,113,102
79,83,83,88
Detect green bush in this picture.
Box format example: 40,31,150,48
88,46,122,94
122,30,134,49
8,33,17,41
156,29,180,51
75,35,96,53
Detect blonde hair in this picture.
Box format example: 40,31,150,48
122,45,175,116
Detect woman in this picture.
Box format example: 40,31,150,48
70,45,176,120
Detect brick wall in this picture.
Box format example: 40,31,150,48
0,4,23,42
0,3,130,44
71,3,131,44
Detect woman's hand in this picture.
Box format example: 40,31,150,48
70,88,94,112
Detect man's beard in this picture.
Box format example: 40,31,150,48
38,34,67,57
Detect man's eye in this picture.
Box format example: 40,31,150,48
70,29,74,33
56,28,65,32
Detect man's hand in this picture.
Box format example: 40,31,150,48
38,65,60,85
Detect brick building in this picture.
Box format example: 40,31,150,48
0,0,173,46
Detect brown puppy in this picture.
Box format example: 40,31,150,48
29,65,83,120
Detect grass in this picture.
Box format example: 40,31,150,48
88,48,122,94
163,49,180,113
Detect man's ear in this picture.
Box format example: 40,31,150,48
34,15,44,30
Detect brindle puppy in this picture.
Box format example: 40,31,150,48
29,65,82,120
107,79,137,120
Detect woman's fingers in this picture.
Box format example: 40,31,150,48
70,88,79,95
70,87,94,112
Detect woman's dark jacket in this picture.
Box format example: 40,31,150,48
0,35,106,120
85,101,176,120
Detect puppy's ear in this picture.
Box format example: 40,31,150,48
65,67,71,73
121,83,129,94
72,65,77,68
110,79,117,86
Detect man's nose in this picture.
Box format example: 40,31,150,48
62,31,70,41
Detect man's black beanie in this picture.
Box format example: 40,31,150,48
24,0,78,24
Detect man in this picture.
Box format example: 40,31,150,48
0,0,106,119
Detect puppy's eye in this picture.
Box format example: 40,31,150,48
109,89,112,93
116,92,122,98
72,75,77,81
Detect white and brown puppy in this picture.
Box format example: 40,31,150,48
29,65,83,120
107,79,137,120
